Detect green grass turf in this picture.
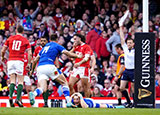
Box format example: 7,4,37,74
0,108,160,115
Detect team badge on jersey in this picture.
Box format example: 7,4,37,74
54,71,58,75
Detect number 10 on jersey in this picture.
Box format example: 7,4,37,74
12,40,22,51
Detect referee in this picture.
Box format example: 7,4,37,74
119,25,135,108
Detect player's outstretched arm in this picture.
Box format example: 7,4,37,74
62,50,81,58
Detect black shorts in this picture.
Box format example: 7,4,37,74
121,69,134,82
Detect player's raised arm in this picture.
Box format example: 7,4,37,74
120,26,125,45
119,10,129,45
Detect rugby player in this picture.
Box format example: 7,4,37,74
29,34,81,107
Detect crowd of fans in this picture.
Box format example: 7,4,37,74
0,0,160,98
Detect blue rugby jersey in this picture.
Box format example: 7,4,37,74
38,42,65,66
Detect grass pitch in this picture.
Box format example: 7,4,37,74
0,108,160,115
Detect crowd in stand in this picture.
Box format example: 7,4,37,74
0,0,160,98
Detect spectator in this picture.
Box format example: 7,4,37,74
127,0,139,13
42,8,53,25
4,12,16,30
90,74,103,91
86,22,101,52
75,19,84,33
14,1,41,32
101,79,112,97
36,23,49,39
53,7,63,27
92,86,104,97
34,13,43,29
112,0,124,14
63,26,72,48
106,27,121,61
96,30,110,65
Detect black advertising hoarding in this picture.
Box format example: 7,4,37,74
134,33,155,108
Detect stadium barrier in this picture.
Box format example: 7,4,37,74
0,96,160,108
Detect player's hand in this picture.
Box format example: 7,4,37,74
26,63,31,71
1,56,6,62
114,75,119,82
77,54,82,58
29,70,34,77
118,10,129,27
90,67,94,73
74,63,80,68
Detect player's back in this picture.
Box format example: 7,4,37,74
4,35,30,61
38,42,65,66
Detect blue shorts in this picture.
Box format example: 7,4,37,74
121,69,134,82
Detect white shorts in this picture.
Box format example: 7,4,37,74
24,75,31,86
71,67,90,79
37,64,60,82
7,60,24,75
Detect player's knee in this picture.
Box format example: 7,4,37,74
43,88,47,92
119,87,125,92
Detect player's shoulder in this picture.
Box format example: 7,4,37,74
35,46,42,50
84,44,91,49
7,35,15,40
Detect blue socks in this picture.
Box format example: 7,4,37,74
62,86,70,103
106,104,114,108
34,88,43,96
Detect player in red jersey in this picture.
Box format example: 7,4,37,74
69,34,92,97
1,25,32,107
33,37,48,58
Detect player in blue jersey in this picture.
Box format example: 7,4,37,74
29,34,81,107
69,92,125,108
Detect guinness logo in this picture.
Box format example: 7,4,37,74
138,88,152,100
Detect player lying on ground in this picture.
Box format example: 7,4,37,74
67,92,125,108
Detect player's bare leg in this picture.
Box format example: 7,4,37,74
87,82,91,97
55,74,70,104
68,77,79,95
55,73,72,107
114,85,122,105
81,78,90,97
9,74,16,107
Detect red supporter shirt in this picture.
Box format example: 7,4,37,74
33,46,42,58
4,35,31,61
74,43,92,68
